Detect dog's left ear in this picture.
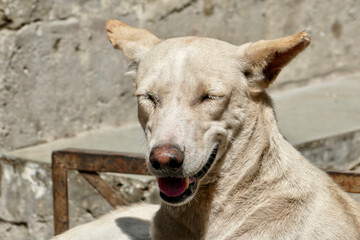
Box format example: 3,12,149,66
106,20,161,62
240,31,310,90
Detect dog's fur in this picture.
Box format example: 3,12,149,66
54,21,360,240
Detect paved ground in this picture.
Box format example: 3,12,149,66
271,71,360,145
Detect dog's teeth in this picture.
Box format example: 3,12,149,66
189,176,195,183
185,177,189,188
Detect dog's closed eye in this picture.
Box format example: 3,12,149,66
144,94,156,103
200,94,224,103
138,93,160,108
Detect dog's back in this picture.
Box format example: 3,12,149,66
203,138,360,239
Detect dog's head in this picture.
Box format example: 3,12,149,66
106,20,310,205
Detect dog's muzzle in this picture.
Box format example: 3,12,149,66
154,144,219,205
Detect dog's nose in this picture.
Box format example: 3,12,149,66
149,144,184,171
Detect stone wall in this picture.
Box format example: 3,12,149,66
1,0,360,153
0,157,160,240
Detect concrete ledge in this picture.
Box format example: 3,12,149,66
2,124,147,164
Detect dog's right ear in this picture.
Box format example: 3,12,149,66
239,31,310,91
106,20,161,62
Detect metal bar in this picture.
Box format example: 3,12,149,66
80,171,128,208
51,149,149,235
55,149,150,175
51,148,360,236
52,152,69,235
327,170,360,193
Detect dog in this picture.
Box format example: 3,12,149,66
53,21,360,239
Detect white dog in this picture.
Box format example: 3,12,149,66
54,21,360,240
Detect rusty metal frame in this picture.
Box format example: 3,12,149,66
52,148,150,235
52,148,360,236
327,171,360,193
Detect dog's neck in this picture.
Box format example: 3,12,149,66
154,92,291,239
219,92,282,183
205,92,286,206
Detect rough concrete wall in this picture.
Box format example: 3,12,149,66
0,1,140,152
1,0,360,153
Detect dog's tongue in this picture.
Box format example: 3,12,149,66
157,177,188,197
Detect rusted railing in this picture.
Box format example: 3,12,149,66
52,148,150,235
52,148,360,236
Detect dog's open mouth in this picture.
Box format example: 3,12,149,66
157,144,219,204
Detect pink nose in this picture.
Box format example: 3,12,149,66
149,144,184,171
